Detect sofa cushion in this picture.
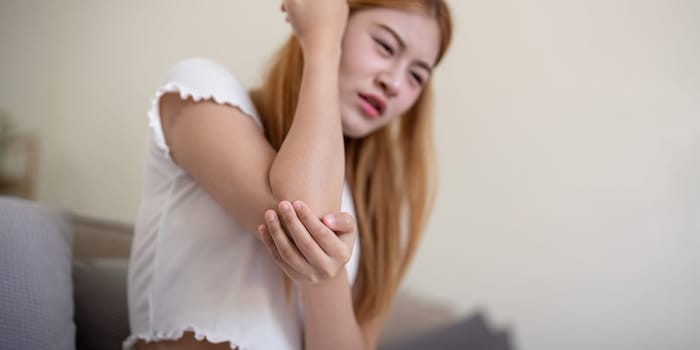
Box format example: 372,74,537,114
0,196,75,350
378,291,458,346
380,312,513,350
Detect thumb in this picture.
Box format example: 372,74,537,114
322,212,355,234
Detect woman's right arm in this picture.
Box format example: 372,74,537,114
158,0,348,233
271,0,348,214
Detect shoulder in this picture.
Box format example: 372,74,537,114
162,57,252,108
156,57,260,123
147,57,262,158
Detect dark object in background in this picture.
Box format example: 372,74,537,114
0,131,39,200
73,259,130,350
380,312,513,350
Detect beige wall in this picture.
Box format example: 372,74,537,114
2,1,699,349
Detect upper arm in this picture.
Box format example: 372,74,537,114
159,92,279,234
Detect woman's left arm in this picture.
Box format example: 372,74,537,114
255,200,382,350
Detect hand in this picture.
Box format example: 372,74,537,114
280,0,349,52
256,200,356,285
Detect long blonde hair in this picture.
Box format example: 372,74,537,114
250,0,452,324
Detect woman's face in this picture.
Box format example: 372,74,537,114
339,7,441,138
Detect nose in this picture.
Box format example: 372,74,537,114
375,70,401,97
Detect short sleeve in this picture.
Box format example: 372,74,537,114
147,57,262,160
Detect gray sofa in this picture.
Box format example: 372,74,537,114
0,196,512,350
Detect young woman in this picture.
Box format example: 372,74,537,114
125,0,452,349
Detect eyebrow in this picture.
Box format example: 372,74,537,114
376,23,433,74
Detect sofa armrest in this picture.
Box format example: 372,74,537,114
71,215,133,259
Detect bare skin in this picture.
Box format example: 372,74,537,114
133,0,441,348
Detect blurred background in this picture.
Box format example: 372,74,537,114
1,0,699,349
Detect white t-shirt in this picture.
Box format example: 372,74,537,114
124,57,361,350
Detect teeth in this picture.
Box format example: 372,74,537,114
368,98,380,111
361,94,382,114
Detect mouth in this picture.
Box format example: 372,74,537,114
358,93,386,118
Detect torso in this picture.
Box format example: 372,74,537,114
126,58,362,350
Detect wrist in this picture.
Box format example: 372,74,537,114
302,42,342,64
300,268,348,294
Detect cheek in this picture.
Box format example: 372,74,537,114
339,36,366,74
338,54,363,88
340,56,371,80
340,41,384,79
394,92,421,116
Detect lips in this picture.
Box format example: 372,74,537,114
358,93,386,117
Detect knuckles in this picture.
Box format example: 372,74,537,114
338,248,351,264
297,236,315,251
262,200,358,285
279,246,296,262
318,267,335,280
307,274,319,284
296,204,311,221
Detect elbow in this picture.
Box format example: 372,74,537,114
268,179,341,217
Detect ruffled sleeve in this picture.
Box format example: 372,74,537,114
147,57,262,161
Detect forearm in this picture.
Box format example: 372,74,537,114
269,48,345,215
300,269,369,350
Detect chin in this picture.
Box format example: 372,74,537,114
342,126,369,139
342,117,389,139
341,113,372,139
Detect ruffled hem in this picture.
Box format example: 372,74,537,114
123,326,251,350
146,81,262,161
147,82,236,161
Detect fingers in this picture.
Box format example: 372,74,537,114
322,212,356,247
256,201,357,284
256,224,303,281
277,0,349,50
293,201,352,262
280,2,289,22
322,212,355,234
263,209,315,278
277,201,328,268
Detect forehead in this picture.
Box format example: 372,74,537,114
349,7,441,66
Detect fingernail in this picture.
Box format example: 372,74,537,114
324,215,336,226
293,201,302,211
279,201,291,211
266,210,276,222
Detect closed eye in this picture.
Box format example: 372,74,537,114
410,71,425,85
374,38,395,56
